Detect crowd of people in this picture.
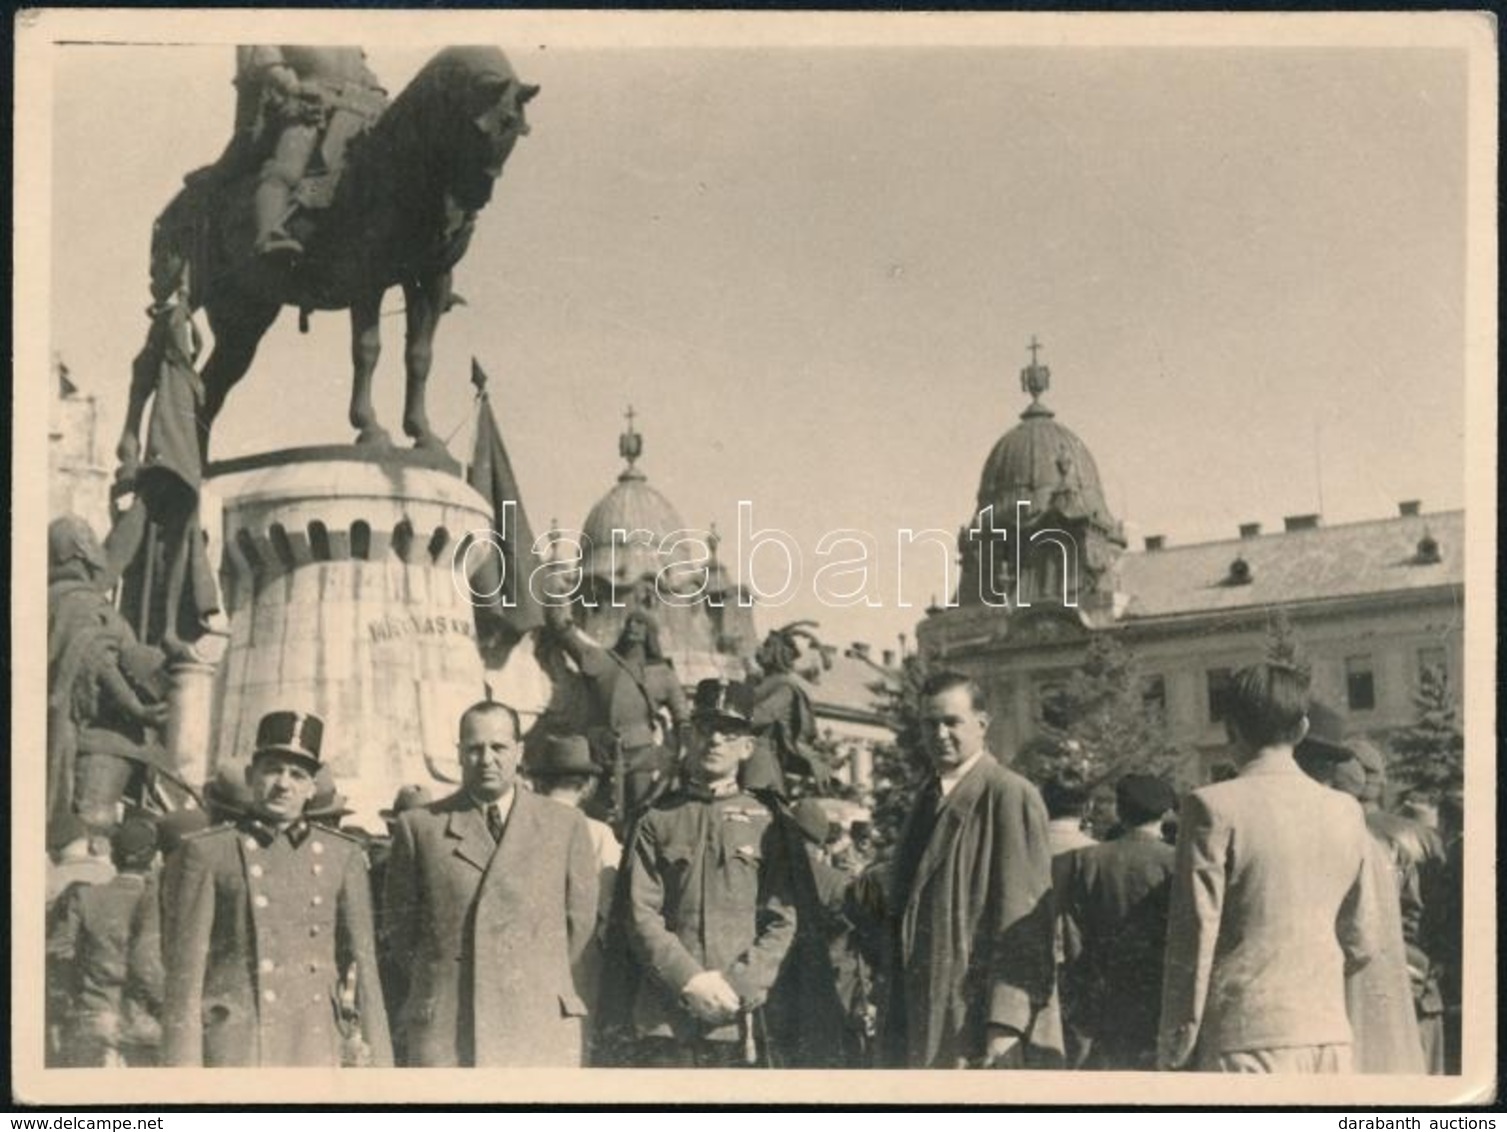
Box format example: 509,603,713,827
45,660,1463,1075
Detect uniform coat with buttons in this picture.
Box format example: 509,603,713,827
160,820,392,1067
623,786,798,1044
381,787,599,1067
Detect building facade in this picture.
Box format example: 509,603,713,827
917,347,1464,781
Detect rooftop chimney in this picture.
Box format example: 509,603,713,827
882,649,896,667
1144,535,1166,552
1283,514,1321,532
1399,500,1422,517
1239,522,1262,540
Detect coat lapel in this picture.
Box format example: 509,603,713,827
445,799,497,873
488,788,538,882
908,758,992,907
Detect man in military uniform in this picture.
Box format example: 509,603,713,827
160,711,392,1067
620,678,798,1067
232,47,386,259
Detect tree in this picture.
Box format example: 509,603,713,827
864,653,933,859
1387,664,1464,799
1015,634,1191,792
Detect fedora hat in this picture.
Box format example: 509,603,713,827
791,797,835,846
305,765,354,821
531,733,601,778
380,784,434,821
252,710,324,773
1295,698,1353,770
204,763,255,819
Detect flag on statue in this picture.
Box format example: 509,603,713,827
466,359,544,638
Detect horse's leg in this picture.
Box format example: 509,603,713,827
349,290,391,446
402,273,451,451
200,298,281,454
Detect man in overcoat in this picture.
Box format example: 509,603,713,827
160,711,392,1067
882,670,1061,1069
1157,662,1381,1072
382,700,598,1067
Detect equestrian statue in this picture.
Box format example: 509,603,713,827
115,45,540,479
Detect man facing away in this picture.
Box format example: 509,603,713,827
1056,773,1178,1070
382,701,598,1067
46,816,165,1067
881,670,1061,1069
620,678,797,1067
1158,662,1381,1072
160,711,391,1067
530,731,624,1061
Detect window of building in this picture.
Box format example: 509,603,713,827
1345,655,1376,712
1206,668,1233,724
1141,674,1168,723
1417,646,1448,685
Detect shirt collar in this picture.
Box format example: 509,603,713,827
938,750,985,798
470,786,517,820
683,777,742,803
242,816,311,847
1238,747,1300,778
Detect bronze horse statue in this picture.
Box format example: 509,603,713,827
115,46,539,476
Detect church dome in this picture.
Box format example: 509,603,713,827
974,346,1115,530
579,410,696,585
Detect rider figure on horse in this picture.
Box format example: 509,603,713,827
231,47,387,260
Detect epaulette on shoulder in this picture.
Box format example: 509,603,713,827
182,821,235,843
315,825,370,847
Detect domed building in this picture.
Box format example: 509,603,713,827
918,342,1463,781
955,340,1127,620
567,409,752,684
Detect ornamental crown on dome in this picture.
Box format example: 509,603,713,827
1020,334,1051,403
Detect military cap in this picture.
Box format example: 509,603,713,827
691,677,756,731
1115,773,1177,825
110,815,160,869
791,797,834,845
252,710,324,772
380,783,434,821
531,733,601,778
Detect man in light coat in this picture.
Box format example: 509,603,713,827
1158,662,1381,1072
382,700,598,1067
881,670,1061,1069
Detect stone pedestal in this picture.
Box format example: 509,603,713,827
209,448,495,826
165,630,229,792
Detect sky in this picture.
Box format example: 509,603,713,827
45,30,1471,655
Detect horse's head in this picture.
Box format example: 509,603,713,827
392,47,540,215
453,66,539,211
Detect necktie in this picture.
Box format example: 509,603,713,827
486,803,504,843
